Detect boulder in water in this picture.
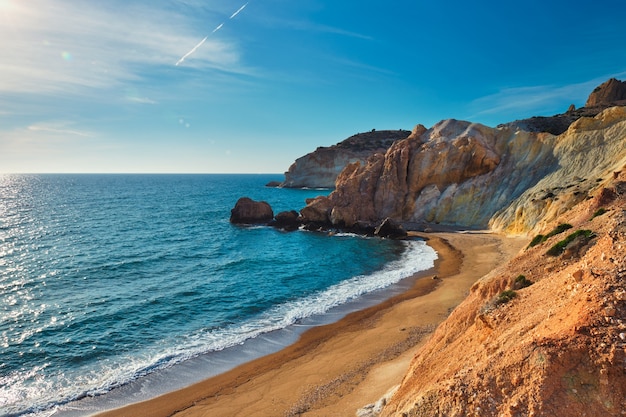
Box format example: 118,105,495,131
230,197,274,224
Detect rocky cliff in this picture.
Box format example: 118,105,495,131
280,130,410,188
300,83,626,235
335,80,626,417
302,122,559,230
378,171,626,417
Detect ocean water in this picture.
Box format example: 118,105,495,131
0,174,437,417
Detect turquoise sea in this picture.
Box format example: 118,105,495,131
0,174,437,416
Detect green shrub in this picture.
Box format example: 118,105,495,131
528,234,545,248
527,223,572,249
495,290,517,305
513,274,533,289
546,229,595,257
591,208,607,220
545,223,573,238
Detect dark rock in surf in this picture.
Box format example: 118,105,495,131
230,197,274,224
374,217,407,239
272,210,302,231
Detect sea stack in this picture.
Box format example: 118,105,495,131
229,197,274,224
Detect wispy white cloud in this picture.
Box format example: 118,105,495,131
313,24,373,41
249,6,376,41
0,0,244,96
27,121,94,138
0,121,95,171
0,121,119,173
467,72,626,119
125,96,158,105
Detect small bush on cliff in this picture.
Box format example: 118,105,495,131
528,223,573,249
545,223,573,238
495,290,517,305
591,207,607,220
527,234,545,248
546,229,595,257
513,274,533,290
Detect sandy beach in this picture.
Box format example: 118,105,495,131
96,231,527,417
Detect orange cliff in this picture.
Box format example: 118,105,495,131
376,167,626,417
345,103,626,416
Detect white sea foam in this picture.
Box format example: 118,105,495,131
183,239,436,356
14,239,437,417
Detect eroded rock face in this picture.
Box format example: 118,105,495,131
301,105,626,234
300,195,334,224
229,197,274,224
490,106,626,234
293,79,626,232
281,130,410,188
303,121,557,229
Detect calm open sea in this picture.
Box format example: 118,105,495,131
0,174,436,416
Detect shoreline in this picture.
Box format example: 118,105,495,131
95,231,526,417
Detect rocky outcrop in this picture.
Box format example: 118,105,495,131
280,130,410,188
229,197,274,224
374,218,407,239
501,108,593,136
586,78,626,107
245,79,626,417
291,79,626,233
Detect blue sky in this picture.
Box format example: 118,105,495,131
1,0,625,174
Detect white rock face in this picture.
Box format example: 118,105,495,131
282,149,364,188
490,106,626,234
281,130,410,188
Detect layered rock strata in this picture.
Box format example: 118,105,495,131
301,122,556,230
301,106,626,235
490,106,626,234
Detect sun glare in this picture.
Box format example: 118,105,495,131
0,0,17,13
0,0,27,28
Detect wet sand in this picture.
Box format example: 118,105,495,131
96,231,526,417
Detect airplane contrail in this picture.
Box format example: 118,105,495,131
175,35,208,66
175,2,250,66
230,2,248,19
